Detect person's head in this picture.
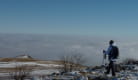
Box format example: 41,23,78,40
109,40,114,45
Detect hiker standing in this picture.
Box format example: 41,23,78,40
103,40,119,76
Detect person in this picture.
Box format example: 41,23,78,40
103,40,119,76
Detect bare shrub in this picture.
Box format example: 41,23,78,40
9,64,31,80
60,53,86,72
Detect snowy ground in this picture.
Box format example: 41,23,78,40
1,61,138,80
0,61,64,80
31,69,60,75
0,62,62,68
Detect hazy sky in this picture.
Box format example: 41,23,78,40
0,0,138,37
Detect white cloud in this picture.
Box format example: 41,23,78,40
0,33,138,66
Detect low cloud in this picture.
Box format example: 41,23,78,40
0,33,138,66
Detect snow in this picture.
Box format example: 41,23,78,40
31,69,59,75
36,63,62,67
0,62,62,68
16,54,32,59
1,61,138,80
0,73,9,76
17,55,29,58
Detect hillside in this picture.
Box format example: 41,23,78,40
0,58,37,62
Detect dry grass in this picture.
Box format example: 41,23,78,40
0,58,38,62
36,60,63,64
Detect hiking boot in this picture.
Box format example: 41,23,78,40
104,72,109,75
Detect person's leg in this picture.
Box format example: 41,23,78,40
111,61,116,76
106,61,111,74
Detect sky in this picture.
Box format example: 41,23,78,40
0,0,138,66
0,0,138,37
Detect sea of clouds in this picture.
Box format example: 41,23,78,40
0,33,138,66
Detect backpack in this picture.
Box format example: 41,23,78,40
109,46,119,59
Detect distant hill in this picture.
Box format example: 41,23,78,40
0,58,37,62
15,54,33,59
0,54,37,62
0,54,63,64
